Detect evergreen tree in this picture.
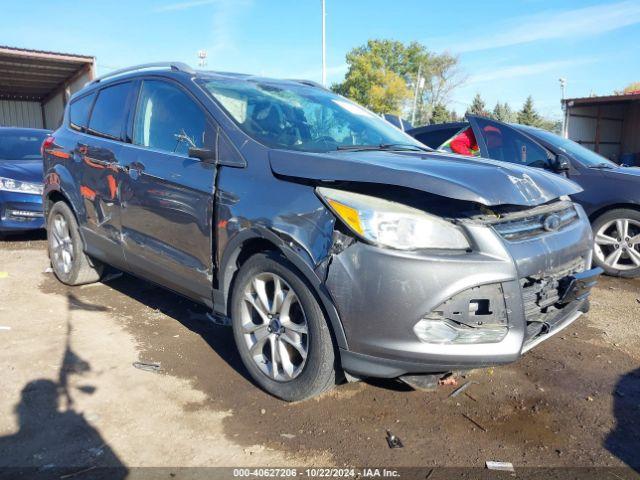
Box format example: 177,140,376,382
466,93,487,116
517,96,541,126
492,101,515,122
430,103,450,124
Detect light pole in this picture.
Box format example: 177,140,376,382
559,77,567,137
198,50,208,69
321,0,326,86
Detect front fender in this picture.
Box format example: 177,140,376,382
215,227,348,350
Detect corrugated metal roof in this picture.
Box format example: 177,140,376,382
563,92,640,107
0,45,94,60
0,45,95,101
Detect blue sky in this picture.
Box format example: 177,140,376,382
2,0,639,119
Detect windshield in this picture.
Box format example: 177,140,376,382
199,78,423,153
0,131,49,160
517,125,616,168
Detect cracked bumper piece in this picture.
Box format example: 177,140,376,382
327,222,599,378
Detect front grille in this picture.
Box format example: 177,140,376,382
521,257,586,343
492,203,578,241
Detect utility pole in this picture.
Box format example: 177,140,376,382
411,64,424,125
321,0,326,86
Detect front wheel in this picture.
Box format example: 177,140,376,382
47,201,103,285
231,252,337,401
592,209,640,278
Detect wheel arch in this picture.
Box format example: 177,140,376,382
216,229,348,350
589,203,640,223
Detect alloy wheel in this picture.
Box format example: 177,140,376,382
240,272,309,381
50,213,74,275
594,218,640,271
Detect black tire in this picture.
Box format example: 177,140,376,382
231,252,337,401
592,208,640,278
47,201,103,285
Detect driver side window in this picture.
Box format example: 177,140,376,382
475,117,550,169
133,80,213,156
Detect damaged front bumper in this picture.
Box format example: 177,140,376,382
326,202,600,379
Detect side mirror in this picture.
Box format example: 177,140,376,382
188,147,217,164
551,154,571,173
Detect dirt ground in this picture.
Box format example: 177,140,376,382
1,233,639,477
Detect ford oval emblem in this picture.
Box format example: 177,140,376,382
543,213,562,232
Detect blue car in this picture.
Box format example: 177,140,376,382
0,127,51,235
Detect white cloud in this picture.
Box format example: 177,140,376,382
434,0,640,53
467,58,597,84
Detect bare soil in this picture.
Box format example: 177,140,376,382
1,234,639,475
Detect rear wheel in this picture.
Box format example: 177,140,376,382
231,252,337,401
47,201,103,285
592,209,640,278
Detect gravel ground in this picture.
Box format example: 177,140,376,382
1,234,639,477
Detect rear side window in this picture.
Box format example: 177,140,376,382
88,82,133,140
132,79,212,156
69,93,95,131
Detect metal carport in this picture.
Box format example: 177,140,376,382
0,45,95,130
562,92,640,165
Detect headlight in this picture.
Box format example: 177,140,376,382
0,177,43,195
316,187,470,250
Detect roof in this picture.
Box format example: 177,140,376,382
563,92,640,107
0,45,95,101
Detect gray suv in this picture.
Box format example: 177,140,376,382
42,62,601,401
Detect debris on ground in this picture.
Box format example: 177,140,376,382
485,461,515,472
132,361,161,372
449,381,478,398
0,271,8,279
438,373,458,386
280,434,296,439
462,413,487,432
385,430,403,448
260,408,266,415
399,374,439,391
0,326,11,331
43,266,53,273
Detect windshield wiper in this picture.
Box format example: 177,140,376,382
336,143,431,152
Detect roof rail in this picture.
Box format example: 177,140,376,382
89,62,195,85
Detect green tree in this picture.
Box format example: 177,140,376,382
332,39,463,120
517,96,542,126
332,39,417,114
430,103,451,124
466,93,487,116
492,101,515,122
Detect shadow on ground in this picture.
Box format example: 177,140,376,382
606,367,640,472
0,293,127,479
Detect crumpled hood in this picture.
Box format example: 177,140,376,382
269,149,582,207
0,159,43,184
